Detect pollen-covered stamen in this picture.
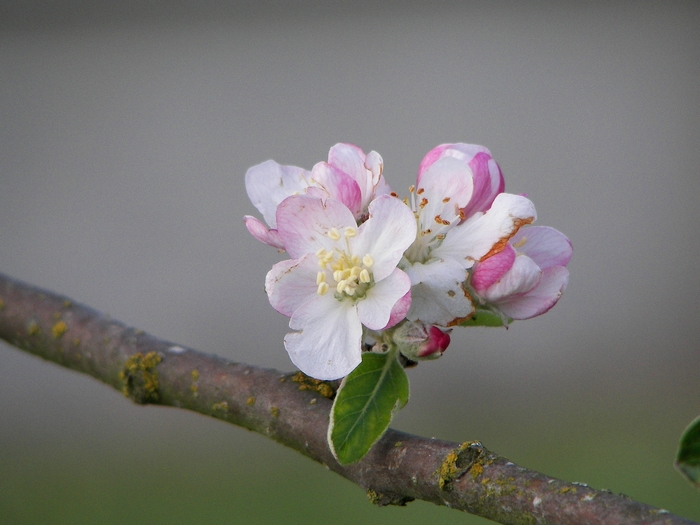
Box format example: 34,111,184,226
315,228,376,298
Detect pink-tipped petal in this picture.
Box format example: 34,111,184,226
245,160,316,228
244,215,285,249
511,226,573,269
435,193,537,268
462,152,505,217
482,254,542,302
357,269,412,330
311,161,362,217
496,266,570,320
471,244,516,294
276,194,356,260
383,290,412,330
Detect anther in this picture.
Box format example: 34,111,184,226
362,254,374,267
328,228,341,241
344,227,357,238
359,269,371,283
316,272,326,285
317,282,329,295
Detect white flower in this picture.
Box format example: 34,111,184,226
265,194,415,380
244,143,390,249
401,144,536,326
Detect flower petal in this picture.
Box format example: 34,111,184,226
352,195,417,282
328,143,391,213
311,161,362,217
482,254,542,302
357,268,412,330
244,215,285,249
265,254,319,317
276,194,356,259
434,193,536,269
511,226,573,269
404,258,474,326
245,160,317,228
496,266,569,320
285,295,362,380
471,244,516,295
417,144,504,218
415,156,474,236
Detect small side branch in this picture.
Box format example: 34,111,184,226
0,272,695,525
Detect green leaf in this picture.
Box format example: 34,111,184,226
328,349,409,465
459,308,509,327
676,415,700,488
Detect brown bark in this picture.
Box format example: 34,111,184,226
0,272,696,525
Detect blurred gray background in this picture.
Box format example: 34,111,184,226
1,1,699,523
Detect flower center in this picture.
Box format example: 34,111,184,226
316,227,374,300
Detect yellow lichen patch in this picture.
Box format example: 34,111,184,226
559,486,577,494
437,441,484,491
119,351,162,404
190,369,200,397
0,297,5,310
470,462,484,480
291,371,336,398
246,396,256,406
52,320,68,339
63,300,72,308
212,401,229,414
270,406,280,418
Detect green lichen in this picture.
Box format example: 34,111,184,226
270,406,280,418
437,441,484,491
52,320,68,338
119,351,162,404
291,371,336,399
246,396,256,406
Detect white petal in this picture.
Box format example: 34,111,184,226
435,193,536,268
285,295,362,380
415,156,474,236
352,195,416,282
276,195,356,259
482,254,542,302
265,254,319,317
245,160,316,228
357,269,412,330
496,266,569,320
511,226,572,269
404,259,474,326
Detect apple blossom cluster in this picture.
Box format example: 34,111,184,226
244,143,572,380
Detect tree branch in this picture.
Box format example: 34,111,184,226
0,272,695,525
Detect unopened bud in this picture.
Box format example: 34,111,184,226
393,321,451,361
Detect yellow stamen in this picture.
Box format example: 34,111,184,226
359,269,371,283
316,272,326,285
344,227,357,238
317,282,329,295
362,254,374,267
328,228,341,241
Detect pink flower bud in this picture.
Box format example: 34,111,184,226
394,321,451,361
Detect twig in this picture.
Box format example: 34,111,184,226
0,272,695,525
